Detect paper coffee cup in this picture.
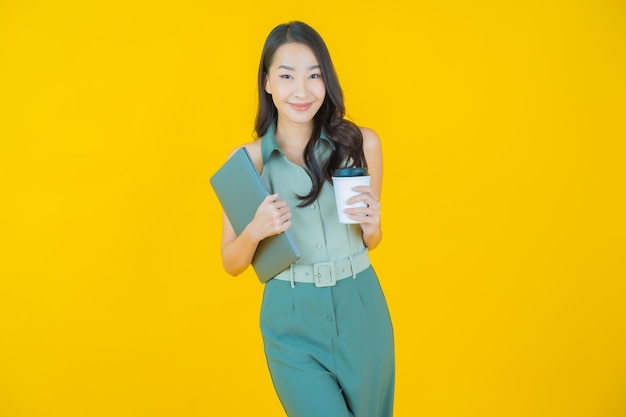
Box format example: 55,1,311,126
332,168,370,224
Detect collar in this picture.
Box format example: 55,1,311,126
261,121,335,163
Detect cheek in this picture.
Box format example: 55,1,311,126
270,81,290,99
313,83,326,99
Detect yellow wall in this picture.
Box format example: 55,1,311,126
1,1,625,416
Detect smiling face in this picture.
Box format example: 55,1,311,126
264,42,327,127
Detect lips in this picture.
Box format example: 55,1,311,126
288,102,313,112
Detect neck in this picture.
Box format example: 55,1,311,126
275,119,314,148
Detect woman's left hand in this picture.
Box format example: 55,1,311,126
344,185,381,235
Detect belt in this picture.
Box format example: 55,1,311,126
273,248,370,288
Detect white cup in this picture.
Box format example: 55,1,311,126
332,168,370,224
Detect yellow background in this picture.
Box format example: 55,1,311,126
1,1,625,416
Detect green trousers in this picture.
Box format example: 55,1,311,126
260,266,395,417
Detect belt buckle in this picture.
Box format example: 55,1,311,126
313,262,336,287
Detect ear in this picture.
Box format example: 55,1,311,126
264,74,271,94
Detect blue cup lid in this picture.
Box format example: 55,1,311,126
333,167,368,177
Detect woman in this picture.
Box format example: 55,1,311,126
220,21,395,417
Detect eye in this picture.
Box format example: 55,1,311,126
309,73,321,79
279,74,293,79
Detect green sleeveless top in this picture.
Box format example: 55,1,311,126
260,123,366,265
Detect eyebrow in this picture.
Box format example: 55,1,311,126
277,64,321,71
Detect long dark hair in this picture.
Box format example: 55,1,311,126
255,21,366,207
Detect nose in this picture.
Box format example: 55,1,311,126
293,77,307,99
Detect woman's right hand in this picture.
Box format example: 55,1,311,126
244,194,292,243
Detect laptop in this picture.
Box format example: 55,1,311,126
210,147,300,283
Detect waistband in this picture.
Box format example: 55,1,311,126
272,248,370,288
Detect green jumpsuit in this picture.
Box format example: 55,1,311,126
259,124,395,417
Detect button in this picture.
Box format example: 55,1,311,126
326,315,333,321
310,204,316,210
316,243,323,249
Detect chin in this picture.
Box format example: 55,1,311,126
287,114,316,125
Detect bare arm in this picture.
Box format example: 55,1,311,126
221,194,292,276
344,127,384,250
219,144,292,276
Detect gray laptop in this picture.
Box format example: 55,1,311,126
210,147,300,283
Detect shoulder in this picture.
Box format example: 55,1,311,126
359,126,382,152
226,139,263,173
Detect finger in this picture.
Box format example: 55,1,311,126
344,213,371,225
273,215,292,233
264,193,279,203
345,193,366,205
278,209,292,222
366,200,381,210
346,193,378,206
344,207,367,217
350,212,379,225
347,186,378,198
345,206,379,219
273,199,289,209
